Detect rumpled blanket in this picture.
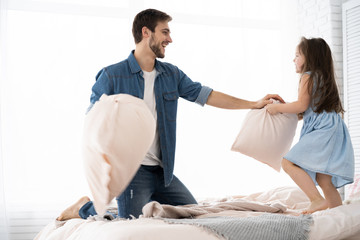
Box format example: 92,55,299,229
142,198,287,218
164,214,313,240
141,198,313,240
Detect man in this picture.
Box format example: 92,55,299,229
57,8,283,220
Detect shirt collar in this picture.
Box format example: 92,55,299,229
128,50,165,74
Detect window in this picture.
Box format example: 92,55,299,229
0,1,299,239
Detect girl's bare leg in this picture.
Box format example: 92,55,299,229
282,158,328,214
316,173,342,209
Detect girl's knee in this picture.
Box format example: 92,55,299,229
316,174,333,189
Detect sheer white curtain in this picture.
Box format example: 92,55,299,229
160,0,300,198
1,0,299,239
1,0,9,238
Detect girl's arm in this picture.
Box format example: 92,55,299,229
266,74,311,114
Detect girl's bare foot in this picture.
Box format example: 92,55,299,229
56,196,90,221
302,198,328,214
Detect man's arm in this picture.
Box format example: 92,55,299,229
206,90,284,109
86,68,114,114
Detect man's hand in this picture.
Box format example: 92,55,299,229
253,94,284,109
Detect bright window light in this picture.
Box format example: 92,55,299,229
1,0,300,210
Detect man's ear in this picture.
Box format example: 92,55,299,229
142,27,150,39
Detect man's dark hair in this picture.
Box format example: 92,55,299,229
132,9,172,44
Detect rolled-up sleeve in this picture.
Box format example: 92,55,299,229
195,86,213,106
176,66,213,106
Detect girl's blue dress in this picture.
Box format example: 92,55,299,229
284,73,354,188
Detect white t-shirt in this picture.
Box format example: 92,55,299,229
142,69,162,166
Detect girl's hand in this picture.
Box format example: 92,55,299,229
265,104,279,115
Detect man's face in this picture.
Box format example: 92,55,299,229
148,21,172,58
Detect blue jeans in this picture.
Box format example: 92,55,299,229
79,165,197,219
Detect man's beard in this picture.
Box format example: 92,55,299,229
149,35,165,58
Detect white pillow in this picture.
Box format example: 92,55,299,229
231,107,298,171
83,94,156,215
310,202,360,240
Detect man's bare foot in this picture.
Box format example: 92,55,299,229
56,196,90,221
302,198,328,214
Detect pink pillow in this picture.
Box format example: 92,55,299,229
231,108,298,171
83,94,156,215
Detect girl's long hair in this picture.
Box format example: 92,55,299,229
298,37,344,114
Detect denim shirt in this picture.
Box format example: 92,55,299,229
88,51,213,186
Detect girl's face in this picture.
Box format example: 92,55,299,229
293,47,305,73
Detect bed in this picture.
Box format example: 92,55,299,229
35,186,360,240
49,94,359,240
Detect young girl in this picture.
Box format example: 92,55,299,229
266,37,354,214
